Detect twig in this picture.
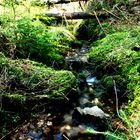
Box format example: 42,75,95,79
79,1,85,11
60,92,69,101
93,11,107,36
0,127,17,140
0,110,16,114
63,13,69,27
113,80,121,119
103,8,121,20
113,5,129,21
32,78,73,94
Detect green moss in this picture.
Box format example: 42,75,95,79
0,16,75,66
89,26,140,113
0,93,26,103
0,53,76,99
130,96,140,112
102,76,113,88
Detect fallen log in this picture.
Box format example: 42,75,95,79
45,12,109,20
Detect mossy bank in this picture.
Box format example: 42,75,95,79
0,52,76,99
0,53,76,134
89,26,140,113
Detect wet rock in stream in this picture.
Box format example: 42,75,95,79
76,106,110,118
71,74,110,133
86,76,99,86
72,108,109,133
65,44,90,70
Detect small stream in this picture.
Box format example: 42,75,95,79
10,43,115,140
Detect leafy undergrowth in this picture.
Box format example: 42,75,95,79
0,16,76,66
0,1,80,137
76,0,139,41
89,26,140,139
0,2,77,67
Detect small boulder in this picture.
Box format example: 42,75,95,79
76,106,109,119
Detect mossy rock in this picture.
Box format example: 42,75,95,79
89,26,140,113
0,53,77,135
0,53,76,100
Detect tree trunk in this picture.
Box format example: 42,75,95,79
45,12,109,20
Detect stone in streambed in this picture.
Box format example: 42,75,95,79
76,106,109,119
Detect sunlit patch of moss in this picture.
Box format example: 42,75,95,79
89,26,140,113
130,95,140,112
0,14,75,66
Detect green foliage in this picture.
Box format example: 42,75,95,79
0,1,77,136
110,110,140,140
0,111,20,135
102,76,113,88
0,93,26,103
114,0,131,5
87,0,132,11
0,34,11,57
86,127,125,140
76,0,137,41
75,18,134,41
30,0,47,7
0,15,74,65
130,96,140,114
89,26,140,113
0,0,76,66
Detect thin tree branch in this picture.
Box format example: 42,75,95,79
93,10,107,36
113,80,121,119
103,8,121,20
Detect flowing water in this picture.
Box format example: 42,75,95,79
8,43,115,140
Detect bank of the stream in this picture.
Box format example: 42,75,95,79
1,24,140,140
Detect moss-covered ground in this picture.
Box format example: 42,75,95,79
89,26,140,113
0,52,76,99
89,26,140,138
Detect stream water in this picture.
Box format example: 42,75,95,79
9,43,115,140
